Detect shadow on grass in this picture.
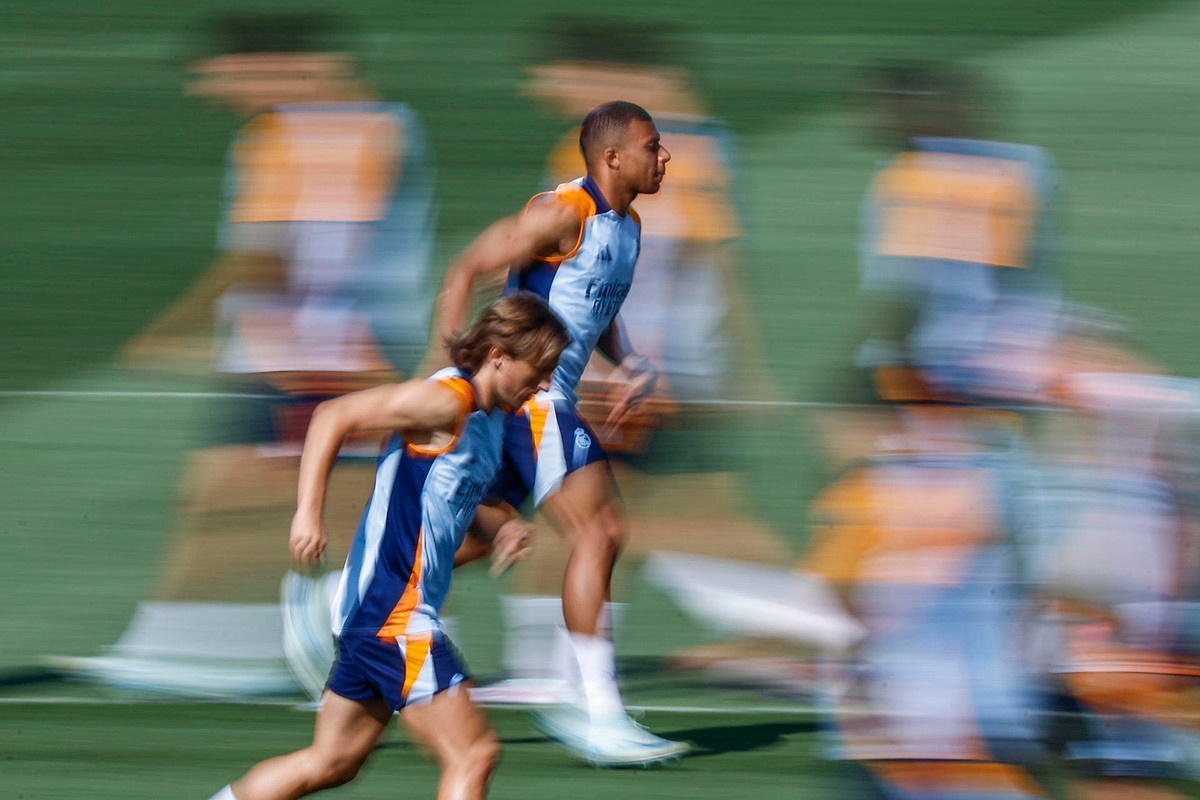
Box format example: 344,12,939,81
664,720,820,759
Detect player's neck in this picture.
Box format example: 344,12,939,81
588,173,635,217
471,365,512,414
472,374,499,413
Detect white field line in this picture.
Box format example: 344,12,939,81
1,694,1173,725
0,693,818,715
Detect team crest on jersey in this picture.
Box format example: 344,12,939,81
571,427,593,470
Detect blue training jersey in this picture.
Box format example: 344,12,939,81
331,368,506,639
506,176,642,405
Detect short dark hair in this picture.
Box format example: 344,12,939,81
579,101,653,165
448,292,571,374
856,60,998,139
530,15,689,69
195,11,350,58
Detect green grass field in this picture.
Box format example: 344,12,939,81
3,0,1200,796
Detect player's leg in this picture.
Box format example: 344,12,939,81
535,461,689,765
401,683,500,800
223,689,391,800
540,462,627,720
488,394,687,763
543,461,623,636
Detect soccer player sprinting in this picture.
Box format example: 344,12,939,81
427,101,689,766
206,292,568,800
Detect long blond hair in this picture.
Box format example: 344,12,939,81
448,291,570,374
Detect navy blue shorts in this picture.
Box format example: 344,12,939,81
488,389,608,510
327,631,469,710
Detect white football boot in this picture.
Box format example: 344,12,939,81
531,705,690,767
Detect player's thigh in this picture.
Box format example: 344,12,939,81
543,460,625,547
400,683,496,765
311,689,393,766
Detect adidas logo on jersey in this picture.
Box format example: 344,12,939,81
598,245,612,261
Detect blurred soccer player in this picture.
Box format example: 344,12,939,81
427,101,689,766
1025,369,1200,800
803,403,1050,800
206,292,569,800
855,62,1062,407
810,61,1064,482
92,12,437,694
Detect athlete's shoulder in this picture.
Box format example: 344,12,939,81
527,178,597,216
428,367,478,411
520,180,594,263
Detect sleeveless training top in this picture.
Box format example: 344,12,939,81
507,175,642,405
331,367,506,639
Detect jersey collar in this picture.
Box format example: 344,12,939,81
580,175,613,214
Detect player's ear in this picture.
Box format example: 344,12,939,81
603,144,620,170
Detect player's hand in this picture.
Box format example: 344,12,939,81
604,355,658,437
289,509,328,573
488,518,534,578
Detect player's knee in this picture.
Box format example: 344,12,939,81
309,751,365,789
452,732,501,779
586,513,626,554
471,731,502,772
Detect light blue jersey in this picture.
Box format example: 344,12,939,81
507,176,642,405
331,368,506,640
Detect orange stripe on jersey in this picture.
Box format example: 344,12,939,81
230,110,403,223
401,632,433,702
523,397,550,457
527,185,596,264
873,364,941,403
872,151,1037,268
377,528,425,641
406,376,475,457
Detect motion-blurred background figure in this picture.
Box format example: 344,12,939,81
482,16,792,699
652,62,1066,706
803,402,1049,800
1029,369,1200,800
795,62,1200,800
64,11,436,697
855,62,1062,407
792,67,1070,774
649,60,1077,760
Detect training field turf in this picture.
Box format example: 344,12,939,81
3,0,1200,796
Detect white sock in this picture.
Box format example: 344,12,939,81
568,631,625,719
500,595,565,680
207,786,236,800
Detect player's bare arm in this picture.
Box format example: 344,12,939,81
430,197,582,365
596,315,658,432
290,380,465,568
454,501,532,576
